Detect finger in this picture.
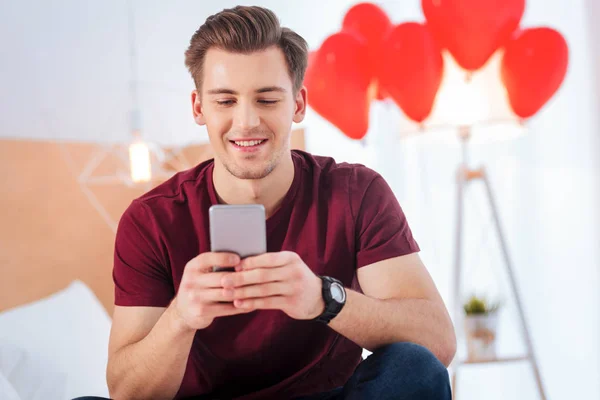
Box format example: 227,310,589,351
209,302,256,317
187,252,241,273
234,295,287,310
197,287,235,302
231,282,293,300
196,271,240,288
221,266,290,288
241,251,297,270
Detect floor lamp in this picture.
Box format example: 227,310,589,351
449,123,547,400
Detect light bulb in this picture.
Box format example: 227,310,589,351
129,137,151,183
431,53,492,127
436,75,490,127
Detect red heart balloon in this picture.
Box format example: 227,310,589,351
422,0,525,71
342,3,393,100
377,22,444,123
501,27,569,119
305,32,371,140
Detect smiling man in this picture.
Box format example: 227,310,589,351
97,5,455,400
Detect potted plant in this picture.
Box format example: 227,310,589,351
463,295,501,361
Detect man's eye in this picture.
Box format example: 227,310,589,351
216,100,235,106
258,100,279,105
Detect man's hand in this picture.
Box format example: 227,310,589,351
220,251,326,320
173,252,256,331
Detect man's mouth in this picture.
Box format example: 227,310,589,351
230,139,268,148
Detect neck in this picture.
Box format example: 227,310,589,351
212,153,295,219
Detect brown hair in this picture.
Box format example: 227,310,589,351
184,6,308,94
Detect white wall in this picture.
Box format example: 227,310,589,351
0,0,359,145
1,1,598,399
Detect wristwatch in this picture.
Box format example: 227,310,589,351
312,276,347,324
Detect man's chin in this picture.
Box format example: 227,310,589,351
231,170,271,180
227,162,274,180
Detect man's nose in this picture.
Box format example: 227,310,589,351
234,101,261,131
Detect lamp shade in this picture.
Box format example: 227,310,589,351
397,51,525,144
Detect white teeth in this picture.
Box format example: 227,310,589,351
234,139,265,147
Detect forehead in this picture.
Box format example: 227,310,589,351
202,46,293,93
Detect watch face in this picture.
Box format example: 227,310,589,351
330,282,345,302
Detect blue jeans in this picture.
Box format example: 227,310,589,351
293,342,451,400
74,342,451,400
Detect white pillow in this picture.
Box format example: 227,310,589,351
0,343,65,400
0,370,22,400
0,280,112,399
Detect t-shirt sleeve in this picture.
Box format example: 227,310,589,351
353,170,420,269
113,200,174,307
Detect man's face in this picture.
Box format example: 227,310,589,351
192,46,306,180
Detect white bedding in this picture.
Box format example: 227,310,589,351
0,280,112,399
0,370,22,400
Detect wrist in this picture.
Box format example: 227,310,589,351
311,275,347,324
168,298,195,335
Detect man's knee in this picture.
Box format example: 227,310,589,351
379,342,451,399
346,342,451,400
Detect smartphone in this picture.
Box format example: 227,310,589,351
209,204,267,272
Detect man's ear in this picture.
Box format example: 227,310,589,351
292,86,307,124
191,89,206,126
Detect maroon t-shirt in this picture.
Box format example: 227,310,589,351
113,150,419,399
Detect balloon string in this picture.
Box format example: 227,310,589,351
465,71,473,82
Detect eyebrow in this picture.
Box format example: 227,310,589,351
256,86,287,94
206,86,287,95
